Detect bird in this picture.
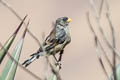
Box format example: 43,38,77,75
22,17,72,67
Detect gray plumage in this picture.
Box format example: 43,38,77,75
22,17,71,67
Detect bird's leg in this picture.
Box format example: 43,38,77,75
56,49,64,69
58,49,64,62
52,54,62,69
53,54,58,63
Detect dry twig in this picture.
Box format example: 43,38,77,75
88,0,119,80
0,0,42,47
45,56,61,80
104,0,117,79
86,12,109,79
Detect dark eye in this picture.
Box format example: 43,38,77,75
63,17,68,22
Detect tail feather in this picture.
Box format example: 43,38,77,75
30,53,39,57
22,54,40,67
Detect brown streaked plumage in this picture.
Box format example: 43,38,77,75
22,17,72,67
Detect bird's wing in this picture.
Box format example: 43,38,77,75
44,28,66,51
45,27,56,44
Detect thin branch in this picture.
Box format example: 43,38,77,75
104,0,110,12
86,12,112,66
99,0,104,17
105,0,117,79
86,12,109,79
89,0,118,79
41,31,61,80
90,0,99,18
0,0,62,80
0,0,42,48
45,56,61,80
89,0,120,59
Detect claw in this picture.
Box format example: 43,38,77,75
55,61,62,69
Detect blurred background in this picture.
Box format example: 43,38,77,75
0,0,120,80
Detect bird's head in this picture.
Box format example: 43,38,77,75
56,17,72,27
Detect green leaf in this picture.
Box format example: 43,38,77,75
0,24,28,80
109,64,120,80
50,74,57,80
116,64,120,80
0,15,27,64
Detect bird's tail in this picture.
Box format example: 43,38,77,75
22,52,40,67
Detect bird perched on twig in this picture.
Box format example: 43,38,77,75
22,17,72,67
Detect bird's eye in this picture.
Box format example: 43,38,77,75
63,17,68,22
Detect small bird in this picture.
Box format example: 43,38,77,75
22,17,72,67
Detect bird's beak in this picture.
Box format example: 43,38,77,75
67,18,72,23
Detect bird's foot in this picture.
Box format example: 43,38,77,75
55,61,62,69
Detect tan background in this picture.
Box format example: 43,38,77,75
0,0,120,80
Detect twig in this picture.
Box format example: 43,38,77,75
89,0,118,79
105,0,117,80
86,12,109,79
99,0,104,17
0,0,42,48
90,0,120,59
42,31,61,80
45,56,61,80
